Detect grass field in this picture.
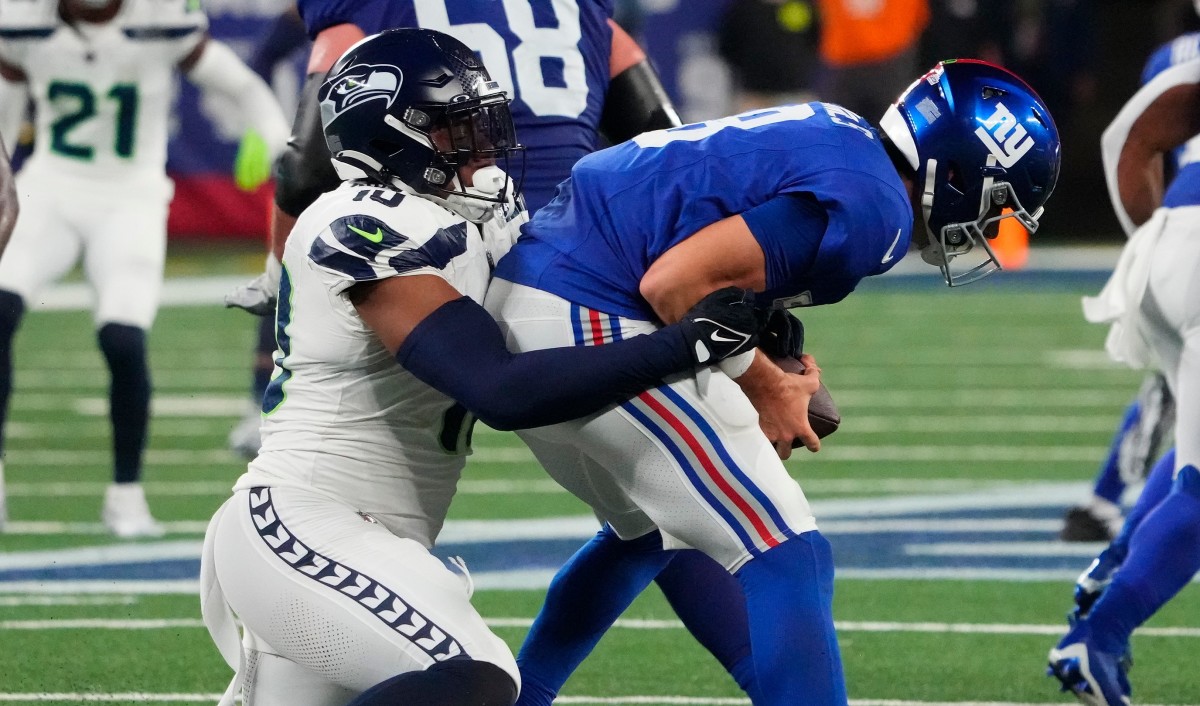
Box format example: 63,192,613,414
0,245,1196,705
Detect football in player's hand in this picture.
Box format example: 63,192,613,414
772,355,841,443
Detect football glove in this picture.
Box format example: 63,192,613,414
677,287,761,365
224,254,281,316
759,308,804,359
234,129,272,192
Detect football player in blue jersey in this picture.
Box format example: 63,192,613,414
1046,23,1200,706
224,0,682,452
201,28,765,706
486,59,1060,706
0,0,290,537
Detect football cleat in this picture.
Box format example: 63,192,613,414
102,483,165,539
1061,503,1123,542
1048,619,1131,706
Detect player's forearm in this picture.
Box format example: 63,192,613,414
186,40,290,158
397,297,694,430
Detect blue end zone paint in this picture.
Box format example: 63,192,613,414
0,506,1107,585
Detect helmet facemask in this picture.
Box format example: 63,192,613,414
918,158,1044,287
418,96,524,221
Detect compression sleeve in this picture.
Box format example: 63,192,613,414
599,61,682,144
275,71,341,217
396,297,692,431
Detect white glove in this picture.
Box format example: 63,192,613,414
224,254,281,316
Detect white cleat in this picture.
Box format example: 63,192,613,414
102,483,165,539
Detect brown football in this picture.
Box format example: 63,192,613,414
772,355,841,444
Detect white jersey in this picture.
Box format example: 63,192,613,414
235,181,521,548
0,0,206,190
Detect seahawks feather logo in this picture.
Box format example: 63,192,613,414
323,64,403,120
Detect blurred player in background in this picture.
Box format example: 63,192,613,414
223,0,681,457
1047,21,1200,706
0,136,14,256
0,0,289,537
486,60,1061,706
201,28,765,706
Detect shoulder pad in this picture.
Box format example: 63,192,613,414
306,190,471,282
119,0,207,39
0,0,58,38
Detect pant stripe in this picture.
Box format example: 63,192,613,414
569,303,786,555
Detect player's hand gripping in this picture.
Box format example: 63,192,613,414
224,254,281,316
676,287,761,365
739,352,823,459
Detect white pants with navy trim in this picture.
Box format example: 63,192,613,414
202,486,518,705
0,167,169,329
484,279,818,572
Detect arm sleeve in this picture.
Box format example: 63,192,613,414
396,297,693,431
599,61,682,144
741,192,828,293
275,71,342,217
185,39,291,159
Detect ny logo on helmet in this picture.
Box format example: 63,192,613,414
974,102,1033,168
325,64,403,120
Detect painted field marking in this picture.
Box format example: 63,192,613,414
0,445,1110,466
1,617,1197,639
0,595,136,607
0,697,1179,706
906,542,1105,557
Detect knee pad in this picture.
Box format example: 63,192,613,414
426,658,518,706
97,323,147,371
0,290,25,340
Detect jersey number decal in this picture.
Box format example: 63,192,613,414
413,0,587,118
262,264,294,415
633,105,818,148
47,81,139,161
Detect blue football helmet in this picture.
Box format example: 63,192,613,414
318,28,523,221
879,59,1061,286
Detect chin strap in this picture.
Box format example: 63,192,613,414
919,159,946,269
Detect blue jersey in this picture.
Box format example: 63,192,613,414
298,0,614,213
496,103,913,320
1142,31,1200,208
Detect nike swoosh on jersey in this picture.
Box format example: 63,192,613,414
881,228,903,264
348,224,384,243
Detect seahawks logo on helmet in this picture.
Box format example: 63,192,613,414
323,64,404,120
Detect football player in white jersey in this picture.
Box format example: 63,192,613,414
0,0,289,536
200,28,765,706
0,135,14,255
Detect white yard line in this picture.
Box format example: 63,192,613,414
2,616,1197,639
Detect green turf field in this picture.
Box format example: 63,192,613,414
0,248,1196,705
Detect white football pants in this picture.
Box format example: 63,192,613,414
202,486,518,706
1141,205,1200,476
0,167,169,329
484,279,818,572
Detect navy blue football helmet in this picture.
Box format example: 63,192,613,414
318,28,523,221
879,59,1061,285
